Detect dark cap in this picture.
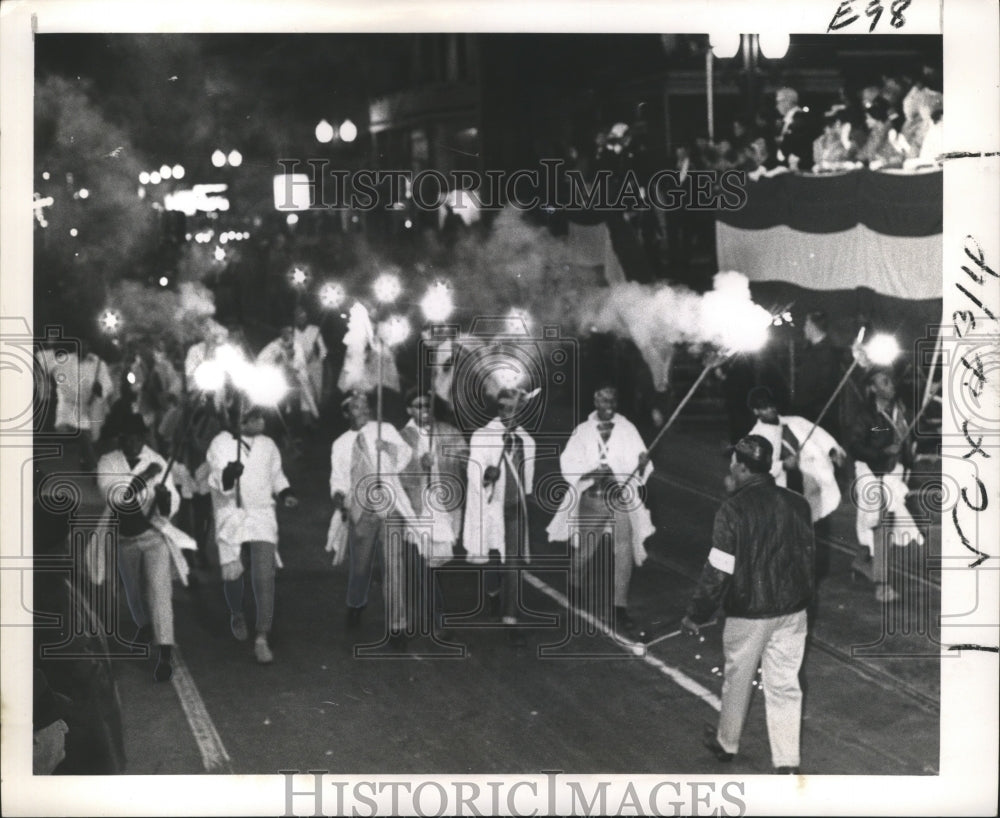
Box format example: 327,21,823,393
730,434,773,473
746,385,777,411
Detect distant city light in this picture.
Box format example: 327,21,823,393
214,246,226,261
42,171,51,181
286,213,299,226
404,219,413,229
172,164,185,179
69,228,78,237
78,188,90,199
340,119,358,143
159,276,169,287
315,119,335,143
219,233,229,244
228,150,243,167
126,371,137,385
290,267,309,287
150,171,162,185
160,164,173,180
211,150,227,168
139,171,150,185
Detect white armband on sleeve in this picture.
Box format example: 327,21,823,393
708,547,735,575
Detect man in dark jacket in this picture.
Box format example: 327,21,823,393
682,435,814,774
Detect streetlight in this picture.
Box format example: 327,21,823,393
172,164,186,180
149,171,162,185
211,150,227,168
315,119,335,144
228,150,243,168
339,119,358,143
160,164,173,180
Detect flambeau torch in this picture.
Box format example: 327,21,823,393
796,329,901,453
420,281,455,464
372,272,404,481
625,292,774,480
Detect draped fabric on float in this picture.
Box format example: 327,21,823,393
715,169,942,300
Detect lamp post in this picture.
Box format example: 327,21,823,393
705,32,791,136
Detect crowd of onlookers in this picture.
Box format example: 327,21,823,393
692,67,944,178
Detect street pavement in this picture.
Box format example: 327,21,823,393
34,416,941,777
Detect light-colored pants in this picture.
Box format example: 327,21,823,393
223,540,277,635
347,513,411,632
117,527,174,646
854,461,923,553
716,610,807,769
570,514,634,608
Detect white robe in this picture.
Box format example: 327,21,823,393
749,415,844,523
294,324,327,407
462,419,535,564
546,412,655,566
327,421,424,556
206,431,291,566
37,350,114,439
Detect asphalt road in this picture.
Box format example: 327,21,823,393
33,412,938,780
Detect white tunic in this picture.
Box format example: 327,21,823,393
206,431,290,565
462,419,535,564
546,411,655,565
749,415,844,523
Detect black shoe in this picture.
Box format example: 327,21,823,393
153,646,173,682
345,606,363,629
703,726,734,762
134,624,154,645
774,766,800,774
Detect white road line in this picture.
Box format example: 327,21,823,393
523,572,721,712
170,646,233,773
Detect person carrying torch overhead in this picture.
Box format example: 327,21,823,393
96,413,181,682
546,385,654,642
206,403,298,664
843,366,923,603
330,390,419,649
463,387,536,646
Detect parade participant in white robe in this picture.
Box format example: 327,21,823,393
329,392,421,645
546,386,653,640
398,389,468,637
96,414,185,682
746,387,846,525
258,326,319,423
463,388,535,644
206,405,298,664
293,306,327,414
37,338,114,468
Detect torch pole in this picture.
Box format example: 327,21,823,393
160,394,204,484
235,393,244,509
796,357,860,454
626,355,719,481
376,335,383,482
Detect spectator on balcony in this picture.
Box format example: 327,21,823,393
729,116,755,154
858,97,906,171
917,102,943,166
812,105,861,172
774,87,813,171
900,87,943,160
745,137,787,181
